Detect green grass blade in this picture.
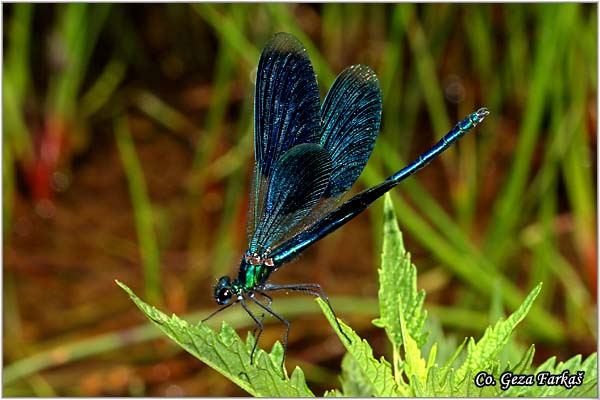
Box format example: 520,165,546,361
132,90,197,134
191,4,259,66
3,3,34,161
398,5,450,142
484,4,579,264
5,3,33,104
80,58,127,119
187,16,241,202
47,4,111,119
114,117,162,305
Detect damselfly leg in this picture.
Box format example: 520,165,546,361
248,293,290,374
261,283,351,344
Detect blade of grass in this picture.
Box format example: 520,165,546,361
523,220,595,338
3,3,34,161
561,44,596,274
398,5,450,144
504,4,529,101
47,4,111,120
187,19,239,197
132,90,198,136
378,5,406,152
524,61,565,310
464,6,493,85
114,117,162,305
457,6,495,229
192,3,259,67
483,4,579,264
321,3,344,72
80,58,127,119
5,3,33,106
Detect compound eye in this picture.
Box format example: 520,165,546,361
216,287,232,305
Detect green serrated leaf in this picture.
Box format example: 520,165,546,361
316,297,406,397
455,283,542,383
441,337,468,375
425,367,441,395
510,344,536,375
376,195,429,352
399,296,428,390
427,342,438,370
116,280,314,397
339,353,375,397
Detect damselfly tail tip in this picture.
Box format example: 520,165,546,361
476,107,490,119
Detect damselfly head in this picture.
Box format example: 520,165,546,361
214,276,234,305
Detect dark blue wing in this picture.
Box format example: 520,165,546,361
264,65,384,257
249,144,332,253
320,65,382,198
248,32,322,243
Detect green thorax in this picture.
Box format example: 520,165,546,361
236,252,274,290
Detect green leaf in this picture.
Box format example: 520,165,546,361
455,283,542,383
317,297,406,397
115,119,161,305
441,337,468,373
339,353,375,397
508,344,536,375
373,193,428,350
116,280,314,397
398,295,430,389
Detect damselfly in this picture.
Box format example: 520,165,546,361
203,32,488,367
